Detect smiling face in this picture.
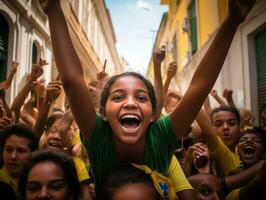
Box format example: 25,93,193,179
237,133,264,167
45,120,63,150
212,111,240,151
3,135,31,178
45,119,75,151
102,76,154,145
25,161,69,200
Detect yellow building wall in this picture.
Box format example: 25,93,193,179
156,0,227,75
167,0,190,72
217,0,228,24
198,0,216,48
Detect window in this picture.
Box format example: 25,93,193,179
32,42,38,64
256,27,266,121
0,13,9,82
188,0,198,54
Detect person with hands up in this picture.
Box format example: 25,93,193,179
11,58,47,123
38,0,256,198
0,61,19,90
153,45,166,119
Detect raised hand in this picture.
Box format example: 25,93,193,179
228,0,256,24
210,89,227,106
39,58,49,67
210,89,218,97
97,71,108,81
153,45,166,66
167,62,177,80
222,88,233,99
0,105,14,132
46,81,62,103
30,64,44,80
0,89,13,119
11,61,19,73
0,61,19,90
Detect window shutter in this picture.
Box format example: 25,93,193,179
256,27,266,120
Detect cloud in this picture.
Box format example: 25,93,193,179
137,0,151,11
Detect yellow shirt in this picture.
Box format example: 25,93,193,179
73,156,90,182
225,189,240,200
0,167,19,198
166,156,193,193
212,137,240,177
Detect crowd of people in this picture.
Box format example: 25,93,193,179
0,0,265,199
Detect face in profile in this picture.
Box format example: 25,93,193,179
189,174,223,200
25,161,70,200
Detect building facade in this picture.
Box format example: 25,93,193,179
147,0,266,123
0,0,122,107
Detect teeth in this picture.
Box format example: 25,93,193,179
244,145,254,150
121,114,140,120
49,142,61,147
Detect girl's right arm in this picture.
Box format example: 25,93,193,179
169,0,256,138
40,0,96,139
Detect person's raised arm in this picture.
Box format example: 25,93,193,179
223,88,236,108
225,159,265,192
0,104,14,133
39,0,96,139
195,109,218,152
164,62,177,97
170,0,256,138
210,89,227,106
153,46,165,119
97,61,109,90
238,160,266,200
203,96,212,118
34,80,62,138
0,61,18,90
11,63,43,122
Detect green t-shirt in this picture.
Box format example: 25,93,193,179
86,113,180,194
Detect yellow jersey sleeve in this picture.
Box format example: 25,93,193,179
167,156,193,192
212,137,240,176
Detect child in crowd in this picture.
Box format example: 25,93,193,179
19,149,80,200
207,106,241,176
38,0,256,198
0,124,38,199
102,164,175,200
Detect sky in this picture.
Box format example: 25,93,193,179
105,0,167,75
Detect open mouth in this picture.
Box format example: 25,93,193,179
243,145,255,155
120,114,141,130
48,141,62,148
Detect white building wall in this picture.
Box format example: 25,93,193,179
0,0,52,104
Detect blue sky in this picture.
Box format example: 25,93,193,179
105,0,167,75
